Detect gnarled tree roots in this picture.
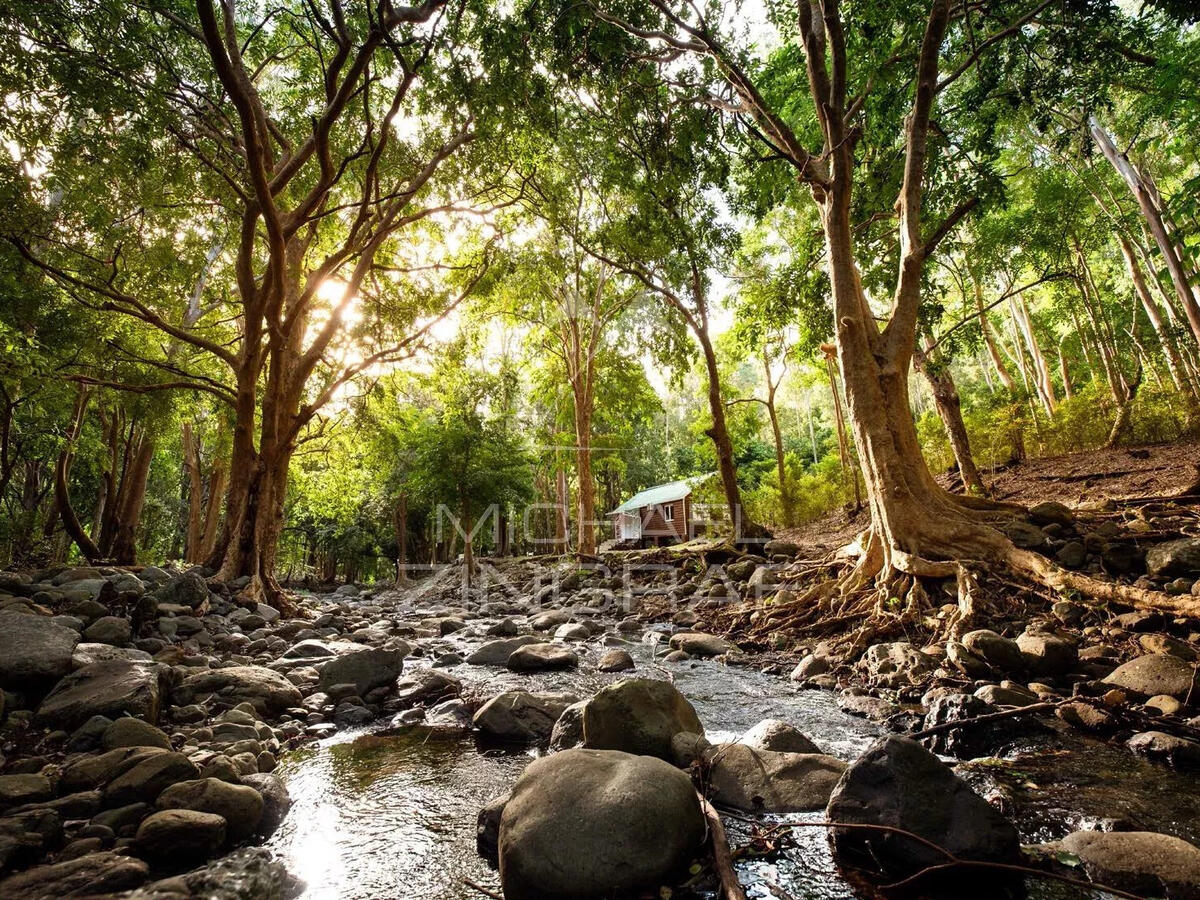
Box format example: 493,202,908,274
736,510,1199,661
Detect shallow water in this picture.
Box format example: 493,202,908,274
267,627,1199,900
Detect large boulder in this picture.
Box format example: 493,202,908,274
581,679,703,761
59,746,169,794
0,851,148,899
1147,538,1200,578
473,691,574,743
826,736,1020,876
36,660,162,731
1104,654,1200,700
317,647,403,695
707,744,846,813
498,749,705,900
156,777,264,842
174,665,302,717
0,610,79,689
1047,830,1200,899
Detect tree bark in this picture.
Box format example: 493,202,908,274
1091,118,1200,346
914,344,987,496
393,493,408,584
1118,231,1195,402
183,423,205,563
974,279,1016,392
110,428,153,565
54,387,102,563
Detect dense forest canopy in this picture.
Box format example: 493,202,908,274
0,0,1198,609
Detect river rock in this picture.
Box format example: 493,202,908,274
862,642,934,687
71,643,153,668
1147,538,1200,578
174,665,303,717
36,660,161,730
0,775,53,811
473,691,573,743
82,616,132,647
152,570,210,609
240,773,291,837
135,808,226,861
548,701,586,751
506,643,578,673
790,653,831,680
826,735,1020,876
1016,630,1078,676
597,648,635,672
962,630,1024,672
707,743,845,812
1127,731,1200,770
102,751,198,807
1030,501,1075,527
156,777,263,842
133,847,292,900
738,719,821,754
0,851,148,899
667,632,734,657
466,636,542,666
497,749,705,900
318,647,403,694
477,795,507,865
581,678,703,760
102,717,172,751
394,669,461,707
1047,829,1200,899
60,747,168,794
0,610,79,689
1104,654,1200,699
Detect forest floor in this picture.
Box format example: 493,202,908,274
778,437,1200,556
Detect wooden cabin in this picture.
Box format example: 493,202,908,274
608,480,694,546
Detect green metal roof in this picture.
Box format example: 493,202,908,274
608,479,694,516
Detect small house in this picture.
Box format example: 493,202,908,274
608,479,694,546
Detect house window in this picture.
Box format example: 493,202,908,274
664,504,675,522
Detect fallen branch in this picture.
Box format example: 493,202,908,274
699,792,749,900
462,878,503,900
908,700,1066,740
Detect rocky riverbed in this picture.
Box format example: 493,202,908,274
1,544,1200,899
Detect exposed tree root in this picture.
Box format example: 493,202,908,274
733,501,1198,660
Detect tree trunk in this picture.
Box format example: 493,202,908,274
974,279,1016,392
1091,118,1200,346
697,330,765,540
574,403,596,554
199,461,226,562
393,493,408,584
183,423,205,563
914,346,987,496
110,428,153,565
1118,231,1195,402
54,386,102,563
554,467,569,554
460,496,474,588
765,398,793,526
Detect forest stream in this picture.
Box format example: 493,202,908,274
266,591,1200,900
